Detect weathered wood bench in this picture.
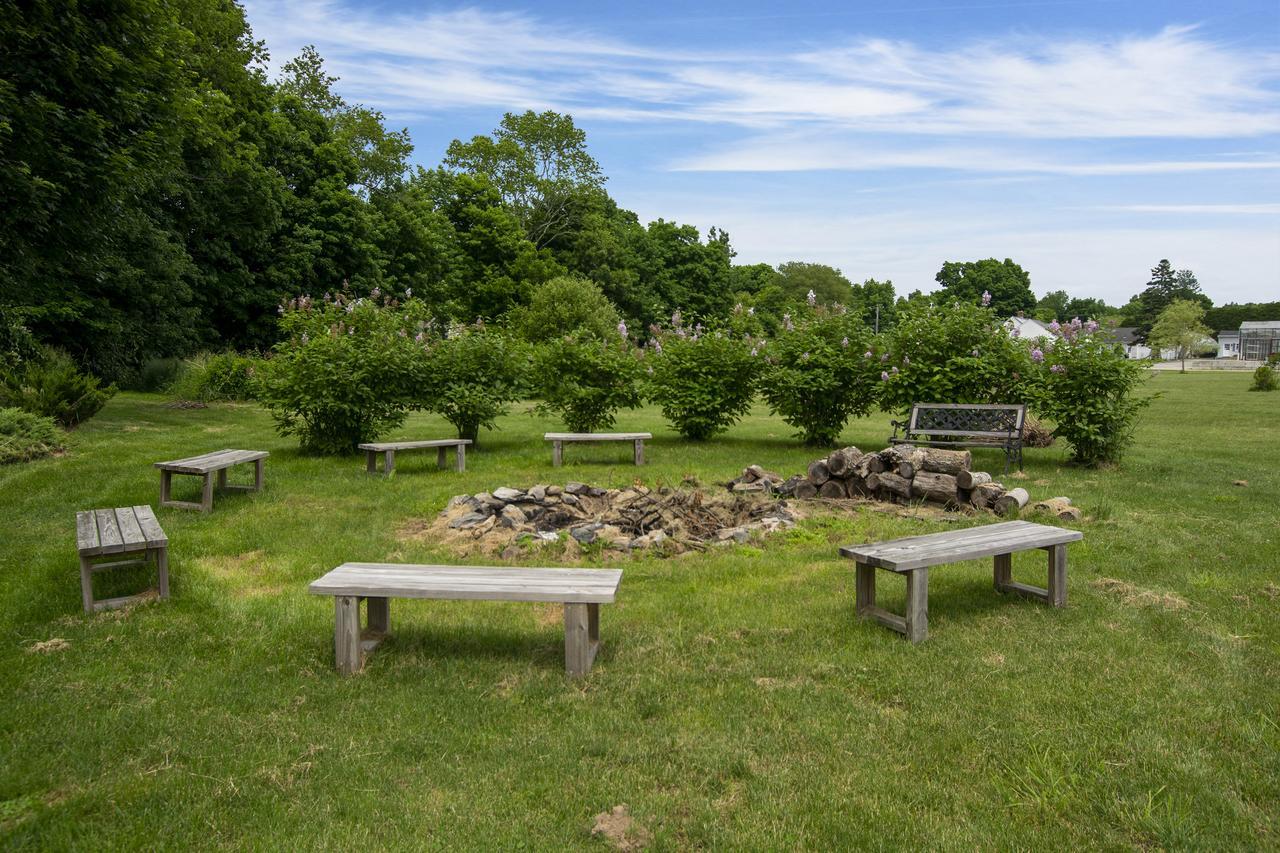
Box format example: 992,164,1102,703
154,449,268,512
545,432,652,467
839,520,1082,643
76,506,169,613
308,563,623,678
890,403,1026,473
358,439,470,476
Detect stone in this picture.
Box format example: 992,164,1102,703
492,487,524,502
499,504,527,527
630,529,667,549
565,482,590,495
476,492,505,509
448,512,489,529
716,526,751,544
570,525,599,545
545,485,563,496
446,494,471,509
500,544,522,560
535,530,559,542
528,484,547,502
562,493,580,506
732,481,766,493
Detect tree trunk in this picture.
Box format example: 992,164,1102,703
1033,496,1082,521
844,474,869,497
994,487,1029,517
826,446,863,477
819,480,847,499
876,471,912,501
806,459,831,486
794,481,819,500
971,482,1005,509
918,448,972,475
913,471,959,505
897,448,926,479
956,470,992,490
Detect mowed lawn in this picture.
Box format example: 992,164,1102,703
1,373,1276,849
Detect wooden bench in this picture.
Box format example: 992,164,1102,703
308,563,623,678
839,520,1082,643
358,439,470,476
890,403,1026,473
545,432,651,467
76,506,169,613
154,449,268,512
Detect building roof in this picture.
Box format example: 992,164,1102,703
1112,326,1141,346
1240,321,1280,331
1218,330,1240,339
1005,316,1054,339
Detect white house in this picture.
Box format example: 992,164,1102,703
1217,330,1240,359
1004,316,1055,340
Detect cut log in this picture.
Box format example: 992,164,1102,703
971,482,1005,510
994,487,1029,517
819,480,847,499
806,459,831,486
794,481,819,500
1033,496,1082,521
858,454,885,476
913,471,959,505
876,471,912,501
897,448,926,479
864,472,881,492
918,448,972,475
956,470,992,490
844,474,869,497
826,446,863,477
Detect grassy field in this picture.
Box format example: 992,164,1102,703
1,373,1276,849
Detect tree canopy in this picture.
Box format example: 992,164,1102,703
934,258,1036,316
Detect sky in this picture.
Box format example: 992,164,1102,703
240,0,1280,305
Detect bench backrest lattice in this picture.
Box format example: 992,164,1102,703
891,403,1027,472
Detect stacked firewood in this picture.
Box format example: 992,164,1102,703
795,444,1034,515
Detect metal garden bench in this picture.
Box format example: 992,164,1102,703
890,403,1026,472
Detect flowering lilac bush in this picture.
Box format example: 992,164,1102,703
258,289,432,454
879,299,1031,414
757,306,880,446
533,330,644,433
1025,318,1150,465
421,322,528,443
644,316,763,440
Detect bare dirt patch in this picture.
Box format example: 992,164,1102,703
1091,578,1190,611
591,804,651,851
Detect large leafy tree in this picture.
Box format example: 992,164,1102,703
1148,299,1213,373
445,110,605,248
1121,259,1213,341
776,262,852,306
848,278,897,331
634,221,735,325
934,258,1036,316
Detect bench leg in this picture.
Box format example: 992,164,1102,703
633,439,644,466
564,602,600,678
334,596,362,676
253,458,264,491
156,546,170,600
455,444,465,473
437,447,448,469
366,450,378,474
855,562,876,614
200,474,214,512
905,570,928,643
1047,544,1067,607
160,470,172,507
216,469,227,491
384,450,395,477
994,552,1012,591
79,555,95,614
552,441,563,467
367,596,390,634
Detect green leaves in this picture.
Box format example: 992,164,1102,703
533,334,644,433
645,327,761,440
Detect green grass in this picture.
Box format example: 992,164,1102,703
1,374,1277,849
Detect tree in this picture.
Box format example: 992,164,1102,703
1147,299,1212,373
1122,259,1213,341
776,262,852,306
1035,290,1071,322
1204,301,1280,334
508,276,621,343
934,259,1035,316
444,110,605,248
848,278,897,331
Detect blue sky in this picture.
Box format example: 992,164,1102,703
241,0,1280,304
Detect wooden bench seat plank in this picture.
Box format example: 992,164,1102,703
544,432,652,441
154,449,268,474
93,509,125,555
75,511,99,554
358,439,472,451
114,507,146,547
309,563,622,603
132,505,168,546
841,521,1081,571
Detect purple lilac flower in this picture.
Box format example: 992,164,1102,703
747,307,755,316
671,310,682,327
881,371,890,381
1011,327,1021,338
971,348,980,357
750,347,758,356
841,337,850,348
864,350,873,359
653,339,663,353
1085,320,1098,333
807,289,817,307
300,332,309,344
1031,348,1044,363
415,331,426,343
981,290,992,306
903,356,910,365
782,313,794,332
801,351,810,361
405,288,413,298
618,321,628,339
371,286,380,298
1050,364,1066,374
1071,317,1083,329
891,366,899,375
880,353,889,362
1048,320,1061,333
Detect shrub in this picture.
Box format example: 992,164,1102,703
419,323,527,442
508,276,622,344
169,352,262,402
1026,319,1151,465
131,357,186,392
0,305,39,369
645,318,762,440
534,331,644,433
1251,364,1278,392
0,349,117,428
0,407,64,464
879,299,1031,415
257,291,430,454
757,307,881,446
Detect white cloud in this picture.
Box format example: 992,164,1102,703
1093,203,1280,214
